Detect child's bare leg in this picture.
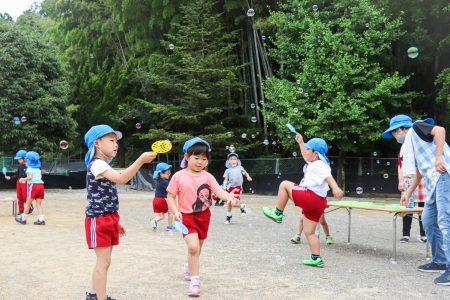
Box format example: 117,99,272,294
35,199,44,215
168,212,174,226
319,215,330,236
302,215,320,255
184,234,201,276
23,197,33,214
92,246,112,300
227,200,233,213
276,181,295,211
297,216,304,236
151,213,165,223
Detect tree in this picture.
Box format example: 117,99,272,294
264,0,415,186
0,15,76,154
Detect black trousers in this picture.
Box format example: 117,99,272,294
402,202,425,237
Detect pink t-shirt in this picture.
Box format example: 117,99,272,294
167,169,221,214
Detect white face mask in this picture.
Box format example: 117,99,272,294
230,163,237,167
96,147,113,163
395,132,406,144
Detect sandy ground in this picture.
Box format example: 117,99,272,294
0,188,449,300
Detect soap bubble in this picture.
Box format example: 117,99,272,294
383,173,389,179
275,255,286,266
376,160,380,164
309,82,313,87
261,35,266,41
372,187,376,191
373,152,377,156
356,187,363,194
312,4,318,12
20,116,27,122
251,116,257,123
272,141,277,145
168,43,174,50
256,132,260,135
13,117,20,125
250,103,256,109
135,122,141,129
59,140,69,150
229,145,235,153
263,139,269,146
89,53,94,59
241,133,247,139
296,80,301,85
365,23,369,28
251,134,255,139
292,152,298,157
298,87,304,93
387,162,391,166
293,107,299,113
259,100,264,105
407,46,419,59
247,8,255,17
227,132,232,137
304,93,309,97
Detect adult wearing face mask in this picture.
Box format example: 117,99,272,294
382,115,429,244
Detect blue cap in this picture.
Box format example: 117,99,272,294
14,150,27,160
225,152,241,168
180,137,211,168
84,125,122,166
25,151,41,168
153,162,172,179
381,115,413,139
303,138,330,165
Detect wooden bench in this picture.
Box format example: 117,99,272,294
0,197,17,216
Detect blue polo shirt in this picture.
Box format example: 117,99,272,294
155,178,169,198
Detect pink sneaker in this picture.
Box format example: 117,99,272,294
187,276,201,297
183,264,191,281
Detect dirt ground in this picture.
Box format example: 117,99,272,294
0,188,449,300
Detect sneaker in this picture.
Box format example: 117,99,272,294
303,256,324,268
240,204,247,216
214,201,220,206
29,206,34,214
183,264,191,281
166,225,176,231
417,262,447,273
225,215,232,224
325,236,334,245
434,270,450,286
418,236,427,243
262,207,283,223
34,220,45,225
188,277,201,297
106,297,116,300
86,292,97,300
399,236,409,243
290,235,301,244
151,219,158,231
15,216,26,224
219,200,225,206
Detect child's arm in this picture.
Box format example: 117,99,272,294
101,152,156,184
398,164,405,192
295,133,308,161
326,176,344,199
222,176,228,189
401,168,422,205
430,126,447,173
167,193,182,221
243,169,252,181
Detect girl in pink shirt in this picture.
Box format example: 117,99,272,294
167,137,238,297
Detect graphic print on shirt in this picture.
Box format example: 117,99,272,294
192,183,212,213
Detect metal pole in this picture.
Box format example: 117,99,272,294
347,208,352,243
393,213,398,263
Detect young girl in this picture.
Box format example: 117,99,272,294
83,124,156,300
223,152,252,224
15,151,45,225
166,137,238,297
150,162,175,231
263,133,344,268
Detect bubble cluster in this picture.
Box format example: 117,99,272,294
247,8,255,17
356,187,363,194
59,140,69,150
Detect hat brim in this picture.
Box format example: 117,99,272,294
381,123,412,139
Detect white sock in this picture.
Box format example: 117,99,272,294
38,215,45,221
184,263,190,273
190,275,200,286
226,212,232,217
240,203,246,208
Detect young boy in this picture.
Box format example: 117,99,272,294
263,133,343,268
385,117,450,285
223,152,252,224
381,114,427,243
84,125,156,300
150,162,175,231
291,214,334,245
5,150,32,215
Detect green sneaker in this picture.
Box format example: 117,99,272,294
303,257,324,268
325,236,334,245
262,207,283,223
290,235,302,244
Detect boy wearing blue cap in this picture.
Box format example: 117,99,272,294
263,134,343,268
223,152,252,224
15,151,45,225
384,116,450,285
150,162,175,231
84,124,156,300
5,150,32,215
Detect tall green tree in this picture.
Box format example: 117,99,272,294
0,15,76,154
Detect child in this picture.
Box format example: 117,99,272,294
223,152,252,224
15,151,44,225
84,125,156,300
150,162,175,231
291,214,334,245
263,134,343,268
166,137,239,297
386,117,450,285
381,114,428,243
5,149,32,215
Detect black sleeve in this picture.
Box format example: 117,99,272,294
412,122,434,142
161,179,169,190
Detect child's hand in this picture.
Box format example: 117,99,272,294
295,133,304,144
140,152,157,164
332,187,344,200
174,211,182,222
247,176,253,182
400,193,409,206
4,176,10,180
398,181,406,192
118,223,126,237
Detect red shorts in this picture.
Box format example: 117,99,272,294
153,197,168,213
292,185,327,222
227,186,243,200
181,209,211,240
27,184,44,200
85,212,120,249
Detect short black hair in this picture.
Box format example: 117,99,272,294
186,143,211,161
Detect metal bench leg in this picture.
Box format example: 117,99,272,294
392,213,398,263
345,208,352,243
13,200,17,216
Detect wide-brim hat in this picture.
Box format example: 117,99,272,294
25,151,41,168
84,124,122,166
180,137,210,168
382,115,413,139
153,162,172,179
